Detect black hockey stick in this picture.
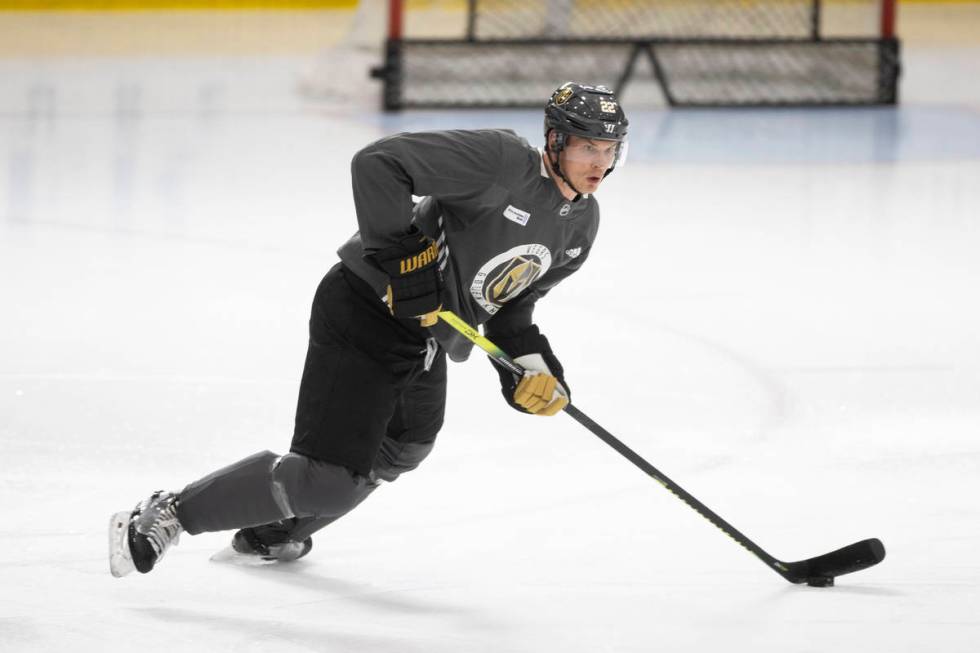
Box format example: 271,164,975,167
437,310,885,586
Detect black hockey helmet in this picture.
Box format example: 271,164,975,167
543,82,629,198
544,82,629,144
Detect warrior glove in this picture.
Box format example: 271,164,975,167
487,325,569,417
369,227,444,326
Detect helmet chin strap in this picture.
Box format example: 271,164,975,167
547,139,583,202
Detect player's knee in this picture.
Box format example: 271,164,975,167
375,411,443,482
271,453,367,519
373,438,436,483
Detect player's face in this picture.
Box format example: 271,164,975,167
559,135,620,194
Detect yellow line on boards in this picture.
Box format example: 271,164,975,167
3,0,979,10
900,0,980,4
0,0,357,10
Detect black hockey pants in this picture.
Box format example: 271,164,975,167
177,263,446,536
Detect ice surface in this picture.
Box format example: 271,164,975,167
1,29,979,653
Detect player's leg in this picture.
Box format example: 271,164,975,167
222,263,442,559
248,347,449,550
109,447,380,577
110,264,426,576
373,349,447,482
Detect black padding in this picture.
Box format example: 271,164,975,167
290,265,446,476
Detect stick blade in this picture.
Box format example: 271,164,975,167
784,538,885,584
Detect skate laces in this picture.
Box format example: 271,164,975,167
135,491,182,558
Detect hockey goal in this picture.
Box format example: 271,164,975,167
311,0,899,110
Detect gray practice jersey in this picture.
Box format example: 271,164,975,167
338,129,599,362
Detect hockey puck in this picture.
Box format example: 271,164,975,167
806,576,834,587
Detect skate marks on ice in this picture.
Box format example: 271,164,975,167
208,558,474,617
209,546,281,567
130,605,430,653
108,537,505,653
167,562,507,652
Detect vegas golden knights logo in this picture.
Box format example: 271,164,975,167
554,87,573,105
399,241,438,275
470,244,553,315
489,256,542,303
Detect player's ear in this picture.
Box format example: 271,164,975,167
547,129,558,152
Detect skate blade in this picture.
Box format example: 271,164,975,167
209,546,279,567
108,511,136,578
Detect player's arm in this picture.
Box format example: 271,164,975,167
484,247,592,416
351,130,507,322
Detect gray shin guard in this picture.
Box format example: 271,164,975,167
284,480,380,543
177,450,291,535
281,439,434,543
272,453,373,520
177,451,374,536
280,438,434,542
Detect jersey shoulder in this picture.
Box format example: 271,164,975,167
490,130,542,188
577,196,601,243
440,128,536,179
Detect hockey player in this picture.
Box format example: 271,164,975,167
109,82,629,576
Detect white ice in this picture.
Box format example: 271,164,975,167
1,17,980,653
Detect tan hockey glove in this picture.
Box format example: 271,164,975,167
513,369,569,416
485,326,571,417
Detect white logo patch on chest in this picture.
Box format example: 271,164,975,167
559,203,571,217
471,244,553,315
503,205,531,227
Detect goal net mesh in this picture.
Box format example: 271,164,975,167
303,0,899,109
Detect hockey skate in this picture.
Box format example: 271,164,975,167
210,523,312,566
109,491,182,578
